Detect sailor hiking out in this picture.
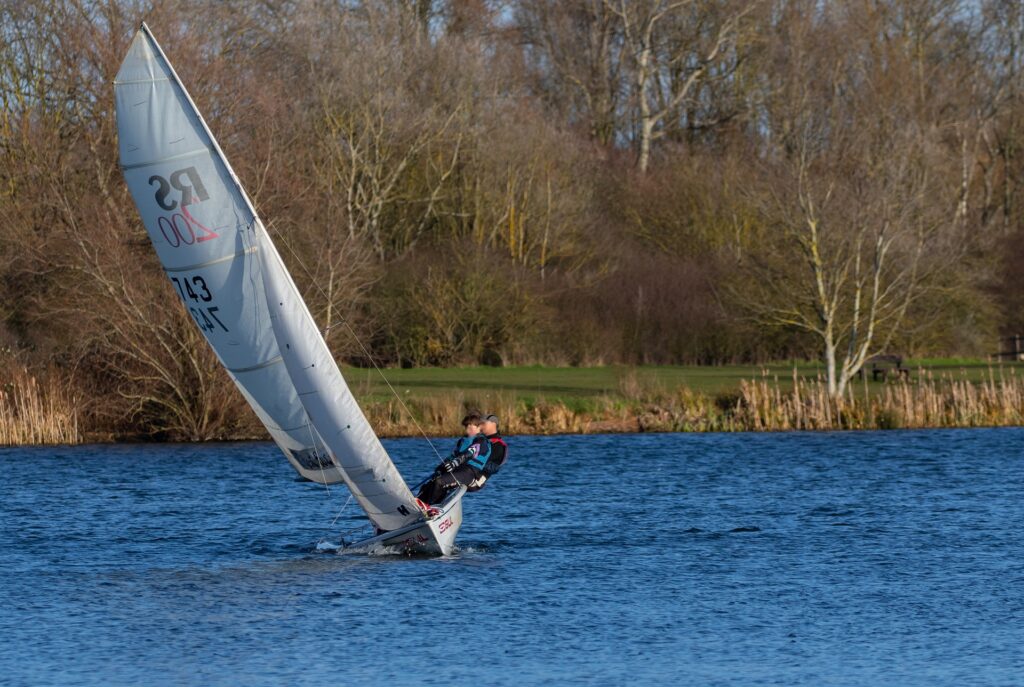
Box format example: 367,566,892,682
469,413,508,492
417,411,507,508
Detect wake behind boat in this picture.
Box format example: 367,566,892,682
114,23,462,556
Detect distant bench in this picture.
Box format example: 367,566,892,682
997,335,1024,361
857,354,910,382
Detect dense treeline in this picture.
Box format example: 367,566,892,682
2,0,1023,438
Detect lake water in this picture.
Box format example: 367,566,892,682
2,429,1023,686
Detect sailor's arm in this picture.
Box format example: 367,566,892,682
446,437,489,470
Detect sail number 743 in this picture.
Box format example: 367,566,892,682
170,274,228,333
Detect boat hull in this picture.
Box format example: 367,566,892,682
344,486,466,555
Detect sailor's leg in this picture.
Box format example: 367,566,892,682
451,464,483,491
416,477,440,504
418,472,458,505
415,483,428,503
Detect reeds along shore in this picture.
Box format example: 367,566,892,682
361,368,1024,436
0,365,81,446
735,369,1024,432
3,367,1024,445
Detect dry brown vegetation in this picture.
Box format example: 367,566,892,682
736,369,1024,431
0,361,80,445
353,367,1024,436
3,1,1024,440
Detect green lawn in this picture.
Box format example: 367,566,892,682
342,359,1024,405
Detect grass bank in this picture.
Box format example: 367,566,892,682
345,360,1023,402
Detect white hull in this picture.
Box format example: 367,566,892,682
344,487,466,556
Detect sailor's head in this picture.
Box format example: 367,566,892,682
481,413,499,435
462,412,483,436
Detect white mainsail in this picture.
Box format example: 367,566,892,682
114,24,422,532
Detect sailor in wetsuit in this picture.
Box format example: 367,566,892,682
468,413,508,492
416,412,491,507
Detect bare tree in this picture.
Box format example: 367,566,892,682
453,103,599,275
743,120,957,399
517,0,625,144
306,6,466,261
981,0,1024,234
605,0,754,172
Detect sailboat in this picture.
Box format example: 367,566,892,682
114,24,464,555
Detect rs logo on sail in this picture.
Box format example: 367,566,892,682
149,167,220,248
149,166,209,210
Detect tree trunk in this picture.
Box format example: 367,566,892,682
824,337,838,398
637,39,653,174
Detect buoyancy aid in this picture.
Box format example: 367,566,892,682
452,434,491,471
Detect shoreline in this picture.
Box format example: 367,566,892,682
9,407,1024,448
6,422,1024,449
4,366,1024,447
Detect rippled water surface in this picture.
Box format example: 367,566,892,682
2,429,1024,686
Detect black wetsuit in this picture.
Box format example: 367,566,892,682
467,433,508,493
417,434,490,505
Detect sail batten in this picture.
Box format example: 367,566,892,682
163,246,258,273
114,23,422,520
120,147,211,170
229,356,284,374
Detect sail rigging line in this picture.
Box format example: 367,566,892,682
335,520,374,547
264,224,444,465
315,491,355,549
303,418,332,496
329,491,354,528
